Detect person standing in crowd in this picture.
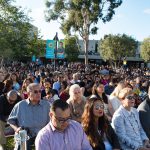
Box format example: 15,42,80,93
82,96,120,150
67,84,86,123
109,81,125,111
59,81,70,102
41,78,52,98
52,74,63,93
70,73,80,84
112,88,150,150
0,82,4,96
138,86,150,139
7,83,50,150
0,90,21,150
35,100,92,150
43,88,59,106
2,79,13,94
92,83,114,121
104,77,118,95
20,78,33,99
0,71,5,82
9,73,20,91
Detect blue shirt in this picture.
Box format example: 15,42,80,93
7,99,50,137
52,81,61,93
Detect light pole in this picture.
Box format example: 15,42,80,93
53,32,59,71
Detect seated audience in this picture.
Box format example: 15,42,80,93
112,88,150,150
138,86,150,139
82,96,120,150
35,100,92,150
7,83,50,150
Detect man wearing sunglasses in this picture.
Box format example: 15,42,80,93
0,90,21,150
7,83,50,150
35,100,92,150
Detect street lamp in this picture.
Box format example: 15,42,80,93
53,32,59,71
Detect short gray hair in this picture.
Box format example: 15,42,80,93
27,83,40,92
7,90,18,98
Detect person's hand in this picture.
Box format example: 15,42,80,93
144,140,150,148
138,147,150,150
15,127,22,133
138,147,146,150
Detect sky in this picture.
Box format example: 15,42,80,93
14,0,150,41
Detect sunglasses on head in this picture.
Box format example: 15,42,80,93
125,95,135,100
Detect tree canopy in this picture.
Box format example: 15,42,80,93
45,0,122,64
99,34,138,67
64,36,79,62
0,0,43,60
140,37,150,62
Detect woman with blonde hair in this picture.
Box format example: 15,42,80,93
67,84,86,123
112,87,150,150
21,78,33,99
82,96,120,150
109,81,125,111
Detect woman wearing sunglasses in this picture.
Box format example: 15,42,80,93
112,88,150,150
82,96,120,150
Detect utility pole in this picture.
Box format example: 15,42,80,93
53,32,59,71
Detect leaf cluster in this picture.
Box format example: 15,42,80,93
45,0,122,37
99,34,138,61
140,37,150,62
64,35,80,62
0,0,43,59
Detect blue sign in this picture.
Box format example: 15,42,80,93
57,40,65,59
46,40,55,59
32,55,36,62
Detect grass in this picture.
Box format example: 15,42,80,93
5,136,35,150
5,137,14,150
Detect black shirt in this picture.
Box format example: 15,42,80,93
0,94,21,122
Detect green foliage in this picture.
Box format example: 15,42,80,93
141,37,150,62
99,34,138,62
6,136,14,150
64,36,79,62
45,0,122,64
0,0,43,60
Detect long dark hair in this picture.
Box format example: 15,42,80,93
82,97,108,148
92,83,108,104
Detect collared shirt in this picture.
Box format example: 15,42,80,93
35,120,93,150
7,99,50,137
52,81,61,93
112,105,148,150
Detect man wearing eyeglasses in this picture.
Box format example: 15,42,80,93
0,90,21,150
7,83,50,150
35,100,92,150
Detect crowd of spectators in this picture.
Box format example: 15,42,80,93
0,61,150,150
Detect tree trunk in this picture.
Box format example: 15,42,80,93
84,39,89,65
81,8,89,65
